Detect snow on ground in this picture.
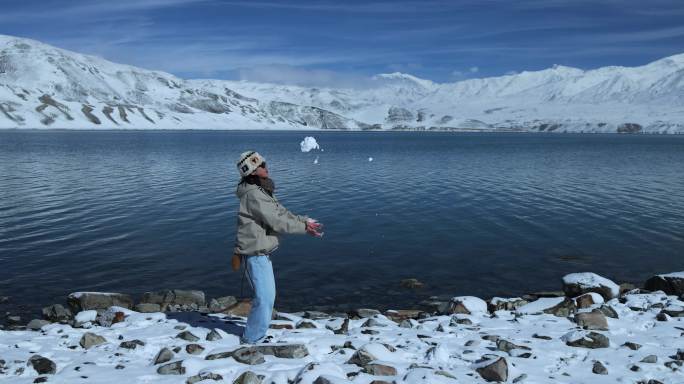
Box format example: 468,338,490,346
2,291,684,383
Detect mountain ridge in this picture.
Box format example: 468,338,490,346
1,34,683,133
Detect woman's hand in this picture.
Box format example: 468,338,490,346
305,219,324,238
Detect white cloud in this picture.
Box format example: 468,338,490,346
469,66,479,73
237,65,374,88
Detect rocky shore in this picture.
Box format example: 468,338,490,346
1,271,684,383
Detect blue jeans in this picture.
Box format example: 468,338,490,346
242,255,276,343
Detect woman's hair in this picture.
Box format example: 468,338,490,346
240,174,260,186
240,174,274,196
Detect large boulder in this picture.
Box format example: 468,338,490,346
562,273,619,301
67,292,133,312
488,297,528,312
28,355,56,375
574,311,608,330
208,296,237,312
157,361,185,375
26,319,51,330
448,296,488,315
562,331,609,349
645,272,684,296
42,304,73,322
474,355,508,382
79,332,107,349
141,290,206,309
135,303,161,313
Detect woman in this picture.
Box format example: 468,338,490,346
234,150,322,344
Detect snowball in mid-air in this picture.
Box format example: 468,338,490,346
368,157,373,162
300,137,320,152
313,156,319,164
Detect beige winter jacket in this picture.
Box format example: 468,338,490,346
235,182,308,256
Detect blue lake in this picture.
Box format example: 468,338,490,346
1,131,683,315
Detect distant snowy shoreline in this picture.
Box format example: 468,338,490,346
1,271,684,383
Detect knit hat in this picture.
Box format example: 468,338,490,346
237,151,265,177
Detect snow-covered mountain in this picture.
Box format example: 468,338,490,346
1,34,683,133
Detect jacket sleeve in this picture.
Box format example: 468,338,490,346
246,189,308,235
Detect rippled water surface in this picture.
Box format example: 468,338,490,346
1,131,683,314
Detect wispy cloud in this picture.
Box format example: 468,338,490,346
2,0,683,84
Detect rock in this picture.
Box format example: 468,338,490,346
6,315,21,325
260,344,309,359
119,339,145,349
26,319,50,330
398,319,416,328
33,377,48,383
206,329,223,341
475,356,508,382
79,332,107,349
176,331,200,342
142,289,206,308
347,345,385,367
662,307,684,317
334,318,349,334
223,300,252,317
364,363,397,376
630,364,641,372
73,310,98,327
562,272,619,301
157,360,185,375
313,377,339,384
301,310,330,319
592,361,608,375
296,320,318,329
351,308,381,318
187,372,222,384
419,298,450,315
622,341,641,350
644,272,684,296
619,282,637,295
512,373,527,383
233,371,264,384
384,309,423,322
186,344,204,355
449,296,488,315
496,339,530,353
208,296,237,312
450,316,473,326
671,349,684,361
42,304,73,322
231,347,266,365
543,297,576,317
67,292,133,312
574,311,608,330
154,348,174,365
597,305,619,319
134,303,161,313
532,333,552,340
575,293,600,309
523,291,565,301
563,331,609,348
271,322,294,329
400,278,424,289
656,312,669,321
96,309,126,327
488,297,528,312
28,355,56,375
641,355,658,363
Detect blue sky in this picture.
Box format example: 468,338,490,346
2,0,684,87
